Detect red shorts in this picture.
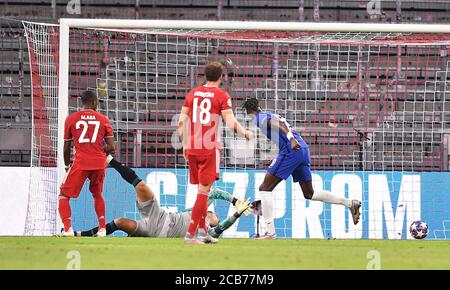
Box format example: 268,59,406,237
187,150,220,185
60,163,105,198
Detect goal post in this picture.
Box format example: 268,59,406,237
57,22,69,207
24,19,450,238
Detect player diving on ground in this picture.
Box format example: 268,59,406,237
73,156,252,240
242,98,362,240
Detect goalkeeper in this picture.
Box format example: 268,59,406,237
74,156,251,243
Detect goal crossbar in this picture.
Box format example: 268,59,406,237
59,19,450,33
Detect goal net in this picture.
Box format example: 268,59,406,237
23,20,450,239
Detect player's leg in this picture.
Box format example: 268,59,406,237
107,155,165,238
59,165,88,236
185,182,213,244
195,182,218,243
294,148,361,225
107,155,142,187
185,153,218,244
184,154,204,243
112,218,138,235
298,180,361,224
195,150,223,243
106,155,154,203
256,172,282,239
134,180,155,203
197,183,212,231
256,152,292,240
299,179,350,206
196,149,221,232
89,169,107,236
58,195,72,235
75,219,125,237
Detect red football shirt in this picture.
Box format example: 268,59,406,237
64,109,114,170
182,85,232,156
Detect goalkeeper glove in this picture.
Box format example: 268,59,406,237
235,198,252,216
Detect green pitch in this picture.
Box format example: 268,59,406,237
0,237,449,270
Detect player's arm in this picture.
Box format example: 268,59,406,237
63,117,73,171
103,117,115,154
178,90,192,160
182,188,251,216
207,188,237,206
207,188,252,217
178,106,190,145
220,93,253,141
269,116,301,150
103,136,115,154
63,140,72,171
221,110,253,141
208,198,251,238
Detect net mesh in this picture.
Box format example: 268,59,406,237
23,22,59,235
24,22,450,238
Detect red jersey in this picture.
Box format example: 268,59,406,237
183,85,232,156
64,109,114,170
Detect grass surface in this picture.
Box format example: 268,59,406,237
0,237,449,270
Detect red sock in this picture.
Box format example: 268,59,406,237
92,193,106,229
58,195,72,231
198,191,210,231
187,190,209,236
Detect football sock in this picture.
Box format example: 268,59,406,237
58,194,72,232
311,190,352,208
187,190,209,236
259,191,275,235
92,193,106,228
107,156,142,186
78,227,97,237
77,220,118,237
106,220,118,234
198,190,210,231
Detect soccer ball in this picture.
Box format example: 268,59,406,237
409,221,429,239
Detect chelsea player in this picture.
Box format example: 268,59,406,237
243,98,361,240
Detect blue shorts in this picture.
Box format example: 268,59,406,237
267,147,312,183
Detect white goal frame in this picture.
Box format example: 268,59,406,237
56,19,450,232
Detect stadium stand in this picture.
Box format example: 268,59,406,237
0,18,30,165
1,1,449,171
